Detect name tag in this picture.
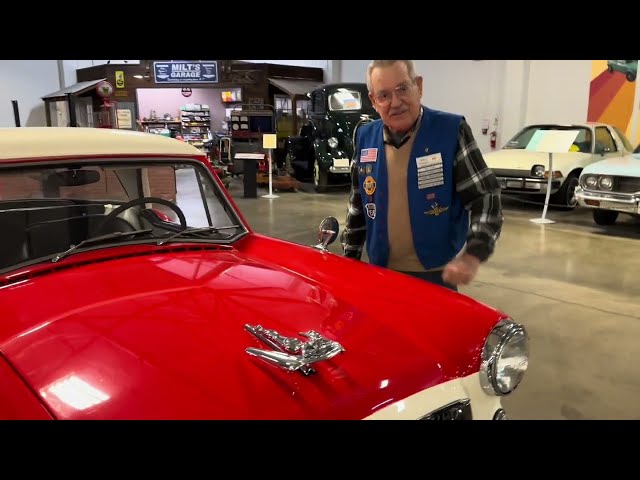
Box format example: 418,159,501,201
416,153,444,189
416,153,442,169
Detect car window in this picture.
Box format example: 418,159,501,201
312,93,325,114
595,126,617,152
504,125,592,152
328,89,363,111
0,160,246,271
612,125,634,151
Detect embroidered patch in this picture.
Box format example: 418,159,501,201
363,176,376,196
365,164,373,174
365,203,376,219
360,148,378,163
425,202,449,216
358,165,365,175
427,192,436,200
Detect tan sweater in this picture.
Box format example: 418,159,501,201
385,130,428,272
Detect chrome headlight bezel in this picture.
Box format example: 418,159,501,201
531,165,545,177
480,318,529,396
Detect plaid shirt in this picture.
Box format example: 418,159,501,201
341,119,503,264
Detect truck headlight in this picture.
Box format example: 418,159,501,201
480,318,529,396
328,137,339,149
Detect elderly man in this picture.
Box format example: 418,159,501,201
341,60,503,291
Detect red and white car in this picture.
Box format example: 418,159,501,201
0,127,529,420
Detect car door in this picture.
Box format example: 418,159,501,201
594,126,624,160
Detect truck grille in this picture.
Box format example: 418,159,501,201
419,399,472,420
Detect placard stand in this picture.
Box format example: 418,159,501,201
526,129,580,225
262,134,279,199
530,151,556,224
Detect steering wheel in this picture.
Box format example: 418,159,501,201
92,196,187,236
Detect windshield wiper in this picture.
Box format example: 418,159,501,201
156,225,240,246
51,229,153,263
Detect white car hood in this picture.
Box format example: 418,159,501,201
582,153,640,176
484,148,589,170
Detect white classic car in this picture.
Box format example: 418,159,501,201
484,123,635,209
575,143,640,225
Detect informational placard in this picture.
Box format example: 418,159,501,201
526,129,580,153
526,130,579,225
262,134,277,150
117,109,132,129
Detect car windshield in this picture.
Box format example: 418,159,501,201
0,159,247,272
503,125,592,152
328,88,370,112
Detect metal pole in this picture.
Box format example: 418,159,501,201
11,100,21,127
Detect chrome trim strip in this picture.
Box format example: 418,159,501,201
575,187,640,204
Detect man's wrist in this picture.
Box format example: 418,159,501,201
463,242,490,263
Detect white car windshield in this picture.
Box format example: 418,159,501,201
504,125,593,153
0,159,246,271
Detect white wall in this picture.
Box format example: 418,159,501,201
339,60,594,153
340,60,503,152
0,61,61,127
525,60,591,125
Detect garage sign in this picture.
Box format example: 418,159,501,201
153,61,218,84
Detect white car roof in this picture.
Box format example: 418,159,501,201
0,127,204,162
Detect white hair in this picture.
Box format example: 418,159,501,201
366,60,417,91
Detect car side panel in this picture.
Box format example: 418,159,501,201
0,354,53,420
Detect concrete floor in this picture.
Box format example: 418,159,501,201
225,177,640,420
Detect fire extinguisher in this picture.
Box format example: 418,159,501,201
490,131,497,149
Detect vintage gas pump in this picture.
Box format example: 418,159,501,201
95,80,118,129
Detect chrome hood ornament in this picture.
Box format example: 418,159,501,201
244,324,345,375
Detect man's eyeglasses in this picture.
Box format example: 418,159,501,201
372,82,414,105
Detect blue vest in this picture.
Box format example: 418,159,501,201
355,106,469,270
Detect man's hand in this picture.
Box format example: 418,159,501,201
442,253,481,286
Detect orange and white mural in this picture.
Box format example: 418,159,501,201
587,60,639,143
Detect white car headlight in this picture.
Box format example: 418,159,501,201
531,165,545,177
480,318,529,396
585,176,598,188
328,137,339,149
598,176,614,189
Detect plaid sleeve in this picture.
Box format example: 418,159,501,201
340,158,367,259
454,120,503,262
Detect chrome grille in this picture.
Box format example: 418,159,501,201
419,399,472,420
491,168,532,178
615,176,640,193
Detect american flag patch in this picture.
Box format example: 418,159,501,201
360,148,378,163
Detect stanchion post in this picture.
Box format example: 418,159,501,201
262,133,279,199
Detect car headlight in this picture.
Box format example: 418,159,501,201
328,137,339,149
531,165,545,177
480,318,529,396
584,175,598,189
598,176,614,189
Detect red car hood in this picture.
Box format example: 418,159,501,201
0,239,503,419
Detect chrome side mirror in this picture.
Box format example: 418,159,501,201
314,216,339,251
